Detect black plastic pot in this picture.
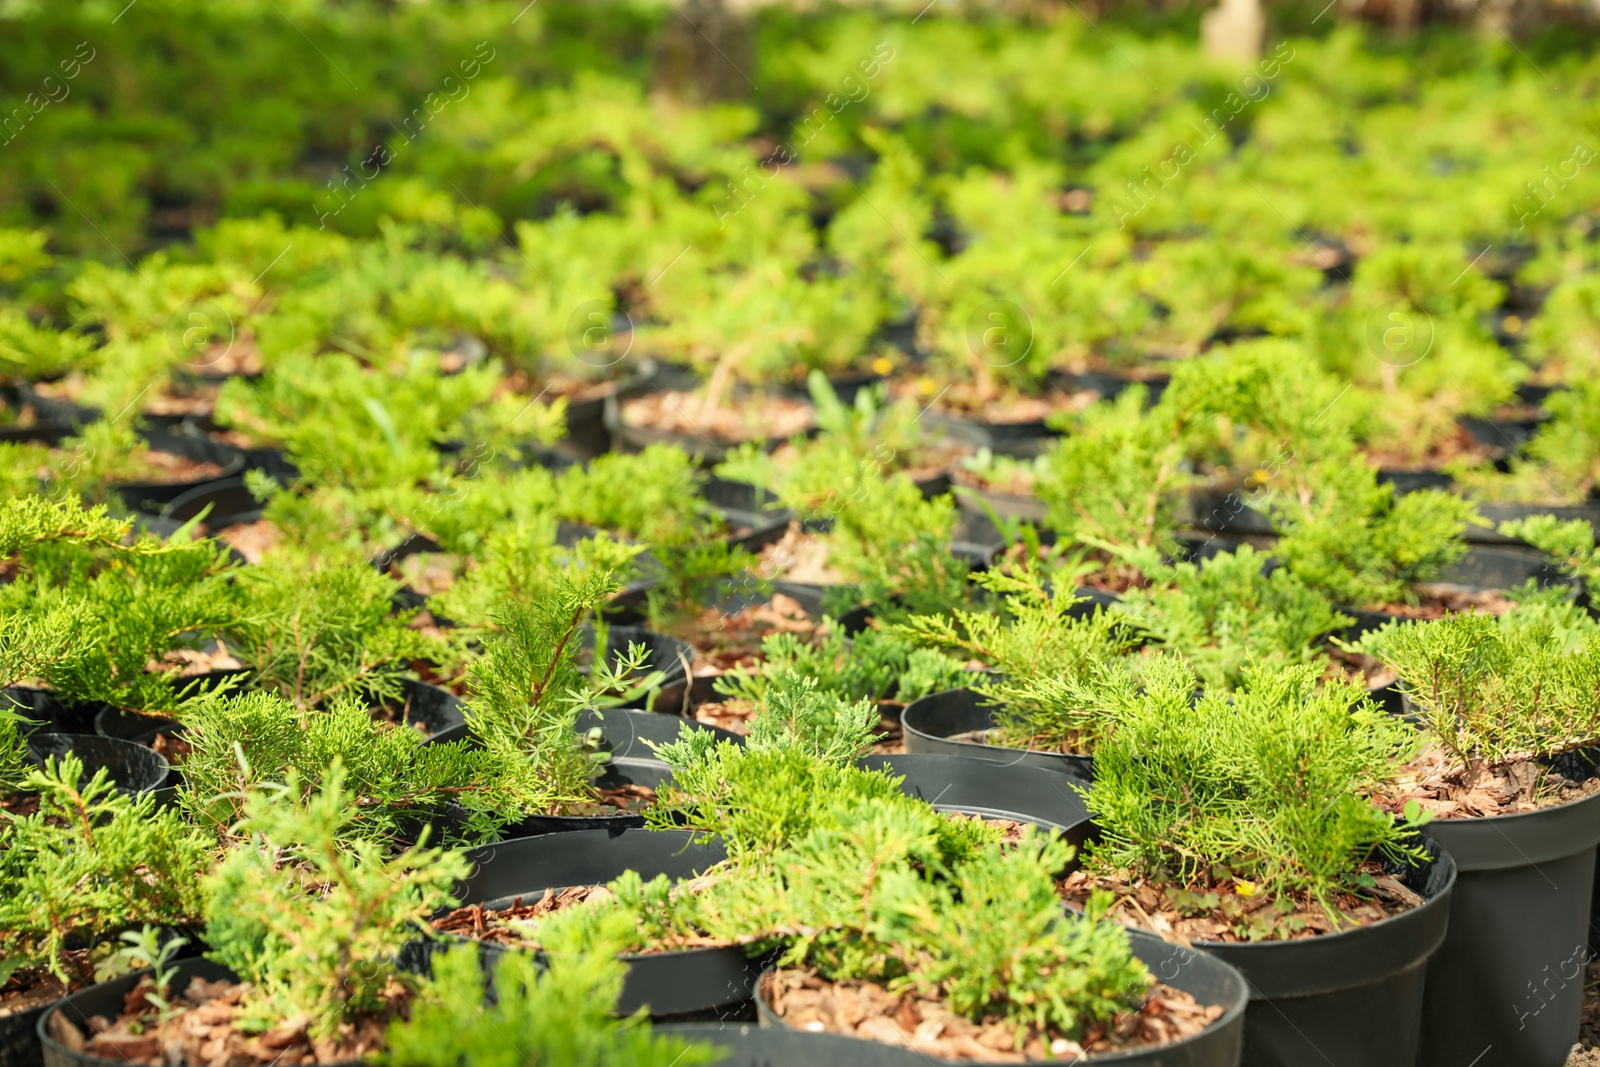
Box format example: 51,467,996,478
699,476,791,553
446,757,672,839
583,625,695,714
1066,369,1173,407
156,476,263,529
661,1023,938,1066
754,925,1247,1065
1417,788,1600,1067
369,679,466,737
1377,469,1456,495
861,753,1091,839
408,827,762,1018
1431,544,1573,592
1191,847,1456,1067
560,358,661,458
1,995,50,1067
0,688,99,735
112,430,246,516
953,479,1047,529
1469,498,1600,546
1459,411,1548,454
901,688,1091,781
22,734,168,795
1185,488,1275,538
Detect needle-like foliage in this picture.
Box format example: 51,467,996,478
1073,656,1429,928
0,754,210,987
202,764,468,1038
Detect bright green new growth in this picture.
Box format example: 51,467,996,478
1076,656,1427,929
464,569,658,815
714,622,969,710
1265,452,1481,608
1034,386,1196,570
179,690,536,848
0,706,27,794
0,754,210,986
1354,609,1600,773
591,713,1152,1045
386,928,724,1067
1501,514,1600,600
1113,545,1352,691
0,497,236,714
223,550,441,709
893,566,1134,751
202,763,467,1038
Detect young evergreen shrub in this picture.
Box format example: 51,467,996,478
1500,514,1600,601
1074,656,1428,926
893,566,1133,751
179,690,536,847
1112,545,1352,691
0,496,235,714
712,623,969,709
1264,451,1481,608
1354,609,1600,773
0,754,210,986
222,550,441,709
387,934,722,1067
202,764,468,1037
463,569,658,814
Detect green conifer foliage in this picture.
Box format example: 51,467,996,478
1074,656,1427,925
1355,609,1600,772
0,754,210,986
201,764,467,1037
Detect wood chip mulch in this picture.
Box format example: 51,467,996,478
57,974,400,1066
1379,745,1600,820
1057,862,1425,945
763,968,1221,1062
621,391,815,443
431,876,733,954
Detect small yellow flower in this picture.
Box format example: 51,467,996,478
1504,314,1522,333
1235,880,1258,897
871,356,894,377
919,378,937,397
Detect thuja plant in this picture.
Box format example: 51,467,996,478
893,566,1134,752
1112,545,1352,692
202,765,467,1039
179,691,538,847
463,569,662,816
0,496,235,715
1352,610,1600,782
1072,656,1430,935
222,549,444,710
388,932,721,1067
0,754,211,991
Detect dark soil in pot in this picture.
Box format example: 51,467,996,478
859,753,1091,839
408,827,765,1019
37,958,375,1067
1064,847,1456,1067
901,688,1091,781
18,734,169,797
1418,783,1600,1067
753,925,1247,1064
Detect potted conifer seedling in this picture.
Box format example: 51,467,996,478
1355,609,1600,1067
1055,656,1455,1067
38,767,466,1067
